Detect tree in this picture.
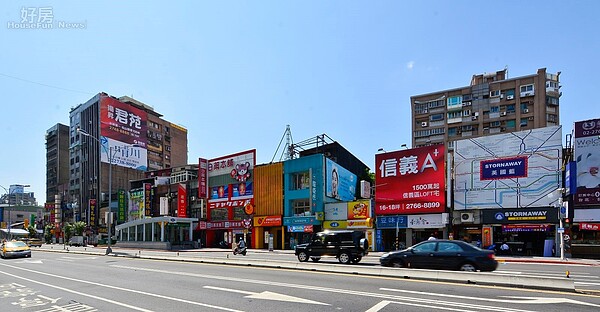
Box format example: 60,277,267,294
44,224,55,244
27,224,37,238
73,221,86,236
63,223,74,243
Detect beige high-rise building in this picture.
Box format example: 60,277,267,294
410,68,561,150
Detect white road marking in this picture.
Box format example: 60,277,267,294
17,259,44,264
575,281,600,286
380,288,600,307
0,264,243,312
366,300,480,312
0,270,152,312
109,265,553,312
204,286,328,305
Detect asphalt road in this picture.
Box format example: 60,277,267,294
1,250,599,312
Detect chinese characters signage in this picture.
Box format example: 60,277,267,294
375,144,445,215
118,189,126,223
178,184,187,218
198,158,208,198
100,95,147,147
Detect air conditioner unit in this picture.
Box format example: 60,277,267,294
460,212,474,223
472,116,477,120
500,94,504,99
474,112,479,117
501,112,507,116
421,122,428,127
523,109,529,113
506,95,514,100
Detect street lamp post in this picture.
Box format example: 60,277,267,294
1,184,31,240
77,127,116,255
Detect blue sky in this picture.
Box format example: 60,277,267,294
1,1,599,204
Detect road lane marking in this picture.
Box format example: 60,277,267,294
0,270,151,312
0,264,243,312
366,300,479,312
108,265,563,311
379,288,600,308
203,286,329,305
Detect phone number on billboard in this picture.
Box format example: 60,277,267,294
406,202,441,209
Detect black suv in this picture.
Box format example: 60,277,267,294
294,230,369,264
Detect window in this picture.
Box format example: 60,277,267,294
520,118,528,127
462,94,472,101
505,89,515,97
506,104,515,112
520,84,534,92
447,96,462,106
546,81,559,89
233,207,246,220
210,208,228,221
293,199,310,216
491,121,501,127
520,103,528,111
506,120,516,129
546,96,559,105
490,106,500,113
438,242,464,252
447,111,462,119
413,242,436,252
430,113,444,121
489,90,501,97
463,109,471,117
292,172,310,190
448,128,457,136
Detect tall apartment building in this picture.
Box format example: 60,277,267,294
45,123,70,204
410,68,561,150
67,92,188,228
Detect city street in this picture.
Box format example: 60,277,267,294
0,249,599,311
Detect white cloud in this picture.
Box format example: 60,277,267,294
407,61,415,70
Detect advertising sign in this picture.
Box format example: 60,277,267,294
324,203,346,220
99,136,148,171
375,215,408,229
454,126,562,210
580,223,600,231
482,207,558,224
89,199,97,226
178,184,187,218
100,95,147,148
347,218,373,229
574,119,600,206
502,224,551,232
207,150,256,214
323,220,348,229
347,200,371,220
144,183,152,217
128,187,145,221
253,216,282,227
407,214,445,228
325,158,357,201
375,144,445,215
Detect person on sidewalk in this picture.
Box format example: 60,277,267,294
500,242,511,255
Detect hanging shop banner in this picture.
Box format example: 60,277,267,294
482,226,493,248
375,215,408,229
454,126,562,210
574,119,600,206
198,158,208,198
89,199,97,226
206,220,243,229
178,183,187,218
482,207,558,224
375,144,445,215
324,203,347,221
347,218,373,229
144,183,152,217
502,224,551,232
407,214,445,229
253,216,282,227
347,200,371,220
117,189,127,223
323,220,348,230
287,225,313,233
580,223,600,231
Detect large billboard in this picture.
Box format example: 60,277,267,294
375,144,445,215
574,118,600,206
100,95,148,170
454,126,562,210
207,150,256,210
325,158,357,201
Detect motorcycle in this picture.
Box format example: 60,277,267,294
233,245,247,256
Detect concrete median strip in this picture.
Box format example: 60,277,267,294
38,247,575,292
